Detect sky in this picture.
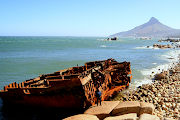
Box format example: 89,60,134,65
0,0,180,36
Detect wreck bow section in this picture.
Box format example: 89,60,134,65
0,58,132,108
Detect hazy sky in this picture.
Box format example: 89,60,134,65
1,0,180,36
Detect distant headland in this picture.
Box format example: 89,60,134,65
110,17,180,38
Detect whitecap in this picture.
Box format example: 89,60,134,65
129,77,153,89
159,50,180,62
100,45,107,47
133,46,154,49
141,50,180,76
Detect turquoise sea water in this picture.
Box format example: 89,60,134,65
0,36,180,119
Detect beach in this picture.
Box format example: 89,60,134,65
114,56,180,119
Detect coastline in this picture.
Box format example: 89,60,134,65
114,55,180,119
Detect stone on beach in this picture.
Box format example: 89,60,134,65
140,102,155,115
112,101,141,116
139,113,160,120
84,101,120,120
162,118,176,120
62,114,99,120
154,73,166,80
104,113,137,120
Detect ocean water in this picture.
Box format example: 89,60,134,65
0,36,179,119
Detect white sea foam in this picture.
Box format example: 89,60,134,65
117,40,123,41
159,50,180,62
129,77,153,89
133,46,155,49
141,64,171,76
141,50,180,76
128,49,180,89
100,45,107,47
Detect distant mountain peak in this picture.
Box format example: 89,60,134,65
148,17,160,24
110,17,180,37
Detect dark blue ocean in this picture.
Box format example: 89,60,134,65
0,36,179,119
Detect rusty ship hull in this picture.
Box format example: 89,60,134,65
0,59,132,108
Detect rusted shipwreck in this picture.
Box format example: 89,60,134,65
0,59,132,108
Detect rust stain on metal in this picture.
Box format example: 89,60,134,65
0,58,132,108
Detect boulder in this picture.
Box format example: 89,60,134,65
84,101,120,120
104,113,137,120
158,45,163,48
167,44,172,48
62,114,99,120
153,44,157,47
140,102,155,115
112,101,141,116
155,73,165,80
139,113,160,120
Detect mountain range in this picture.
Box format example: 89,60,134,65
110,17,180,38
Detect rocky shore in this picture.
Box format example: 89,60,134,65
116,61,180,119
158,37,180,42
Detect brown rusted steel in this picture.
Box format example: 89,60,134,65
0,58,132,108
